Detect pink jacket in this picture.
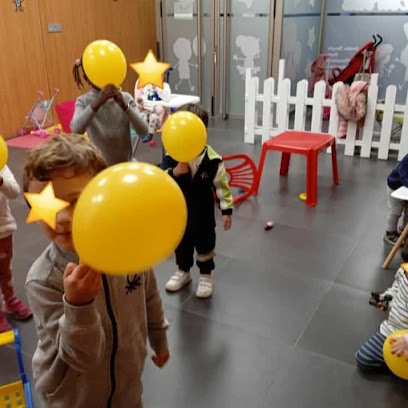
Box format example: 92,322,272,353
336,81,368,138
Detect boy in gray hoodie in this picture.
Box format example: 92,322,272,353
23,134,169,408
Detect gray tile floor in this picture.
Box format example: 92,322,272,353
1,119,408,407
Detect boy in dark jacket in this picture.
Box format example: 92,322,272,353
385,154,408,244
161,104,233,298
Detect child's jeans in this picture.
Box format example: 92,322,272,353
386,187,408,232
355,332,387,369
0,235,14,302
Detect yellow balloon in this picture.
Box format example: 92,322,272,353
0,136,8,170
72,162,187,275
383,330,408,379
82,40,127,89
162,111,207,163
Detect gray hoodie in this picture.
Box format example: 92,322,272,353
70,89,148,166
25,243,168,408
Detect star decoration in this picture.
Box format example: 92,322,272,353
24,182,70,230
130,50,171,89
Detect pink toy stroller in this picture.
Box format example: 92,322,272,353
19,88,61,138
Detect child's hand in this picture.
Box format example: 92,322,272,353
113,91,128,111
151,348,170,368
173,163,189,177
390,336,408,359
222,215,232,231
377,294,386,311
64,263,102,307
91,84,117,111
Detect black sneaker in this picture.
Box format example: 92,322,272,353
383,231,399,245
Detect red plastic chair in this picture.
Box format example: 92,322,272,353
55,100,76,133
254,131,339,207
223,154,258,205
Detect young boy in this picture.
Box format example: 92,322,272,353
384,153,408,244
24,134,169,408
0,165,32,332
355,262,408,370
161,104,233,298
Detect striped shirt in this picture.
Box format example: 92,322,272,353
380,267,408,339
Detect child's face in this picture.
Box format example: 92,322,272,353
28,167,94,253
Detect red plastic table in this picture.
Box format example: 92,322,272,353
254,131,339,207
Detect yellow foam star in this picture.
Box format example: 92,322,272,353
24,182,70,230
130,50,171,89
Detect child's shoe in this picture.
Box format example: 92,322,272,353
384,231,400,245
141,134,154,143
0,312,12,333
196,275,213,299
4,297,32,320
165,270,191,292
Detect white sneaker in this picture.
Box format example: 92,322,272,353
165,270,192,292
196,275,213,298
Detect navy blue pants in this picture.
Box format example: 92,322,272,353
175,227,216,275
355,332,387,369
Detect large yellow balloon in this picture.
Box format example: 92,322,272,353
82,40,127,89
162,111,207,163
72,162,187,275
0,136,8,170
383,330,408,379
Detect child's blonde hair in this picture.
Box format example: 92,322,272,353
23,134,107,191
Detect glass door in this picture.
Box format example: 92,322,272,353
278,0,326,92
159,0,212,112
158,0,276,118
219,0,275,117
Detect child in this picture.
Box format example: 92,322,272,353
70,58,148,165
384,153,408,244
0,165,32,332
24,134,169,408
355,262,408,370
134,80,171,143
161,104,233,298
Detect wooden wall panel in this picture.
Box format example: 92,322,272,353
0,0,49,138
0,0,157,138
38,0,157,104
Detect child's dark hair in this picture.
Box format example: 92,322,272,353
72,58,88,90
177,104,209,128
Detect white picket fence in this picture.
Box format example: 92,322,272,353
244,60,408,160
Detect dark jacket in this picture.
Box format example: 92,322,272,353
388,154,408,190
161,145,233,230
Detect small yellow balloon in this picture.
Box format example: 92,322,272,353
299,192,307,202
383,330,408,379
82,40,127,89
72,162,187,275
0,136,8,170
162,111,207,163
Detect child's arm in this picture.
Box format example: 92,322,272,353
382,267,405,299
71,86,118,134
0,166,20,199
399,155,408,187
70,97,96,135
25,263,106,372
118,93,149,136
144,270,169,366
213,162,234,215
